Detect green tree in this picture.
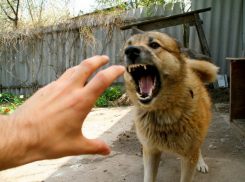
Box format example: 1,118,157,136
94,0,192,10
133,0,167,8
95,0,169,10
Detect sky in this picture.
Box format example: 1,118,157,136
72,0,128,15
72,0,97,15
71,0,191,16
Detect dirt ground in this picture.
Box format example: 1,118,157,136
0,89,245,182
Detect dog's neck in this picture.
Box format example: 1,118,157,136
135,106,183,125
134,89,196,125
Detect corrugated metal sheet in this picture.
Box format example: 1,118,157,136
0,3,184,95
124,2,183,41
3,1,243,95
190,0,245,75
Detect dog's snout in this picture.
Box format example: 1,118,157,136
125,46,141,60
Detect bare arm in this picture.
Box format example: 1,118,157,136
0,55,125,170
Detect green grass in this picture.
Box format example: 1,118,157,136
0,93,26,115
0,86,124,114
94,85,124,107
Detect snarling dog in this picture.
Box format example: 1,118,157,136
122,29,219,182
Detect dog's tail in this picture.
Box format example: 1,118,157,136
185,58,219,83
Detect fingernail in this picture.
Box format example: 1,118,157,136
101,55,109,60
117,65,126,72
118,65,126,73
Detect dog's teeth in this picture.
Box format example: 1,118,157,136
129,64,147,70
139,82,142,93
128,64,148,73
141,95,151,100
149,90,152,96
136,92,142,98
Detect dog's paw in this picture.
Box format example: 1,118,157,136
196,161,209,173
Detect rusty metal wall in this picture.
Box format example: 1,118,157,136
189,0,245,75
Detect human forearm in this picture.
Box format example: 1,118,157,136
0,55,125,171
0,114,42,170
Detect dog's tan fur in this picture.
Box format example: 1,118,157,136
122,31,219,182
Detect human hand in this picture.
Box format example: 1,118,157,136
5,55,125,168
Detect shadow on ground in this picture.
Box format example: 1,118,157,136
43,103,245,182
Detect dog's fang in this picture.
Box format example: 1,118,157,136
139,82,142,93
143,64,147,70
149,89,153,97
140,95,151,100
136,92,143,98
128,67,131,72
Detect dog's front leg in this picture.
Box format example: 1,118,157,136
143,146,162,182
180,150,199,182
196,149,208,173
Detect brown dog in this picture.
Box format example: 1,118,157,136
122,29,219,182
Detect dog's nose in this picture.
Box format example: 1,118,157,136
125,46,141,61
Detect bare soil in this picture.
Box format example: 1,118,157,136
208,87,230,104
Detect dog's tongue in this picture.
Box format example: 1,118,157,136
140,75,153,93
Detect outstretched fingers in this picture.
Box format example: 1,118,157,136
68,55,110,87
57,66,78,84
83,65,125,104
79,137,111,155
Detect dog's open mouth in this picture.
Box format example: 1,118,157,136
127,64,160,103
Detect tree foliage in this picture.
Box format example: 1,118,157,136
94,0,191,17
132,0,167,8
95,0,180,9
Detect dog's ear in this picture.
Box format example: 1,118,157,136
131,26,145,36
186,58,219,83
173,39,183,51
181,47,213,63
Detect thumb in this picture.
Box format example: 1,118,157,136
79,137,111,156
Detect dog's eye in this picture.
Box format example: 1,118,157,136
149,42,160,49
